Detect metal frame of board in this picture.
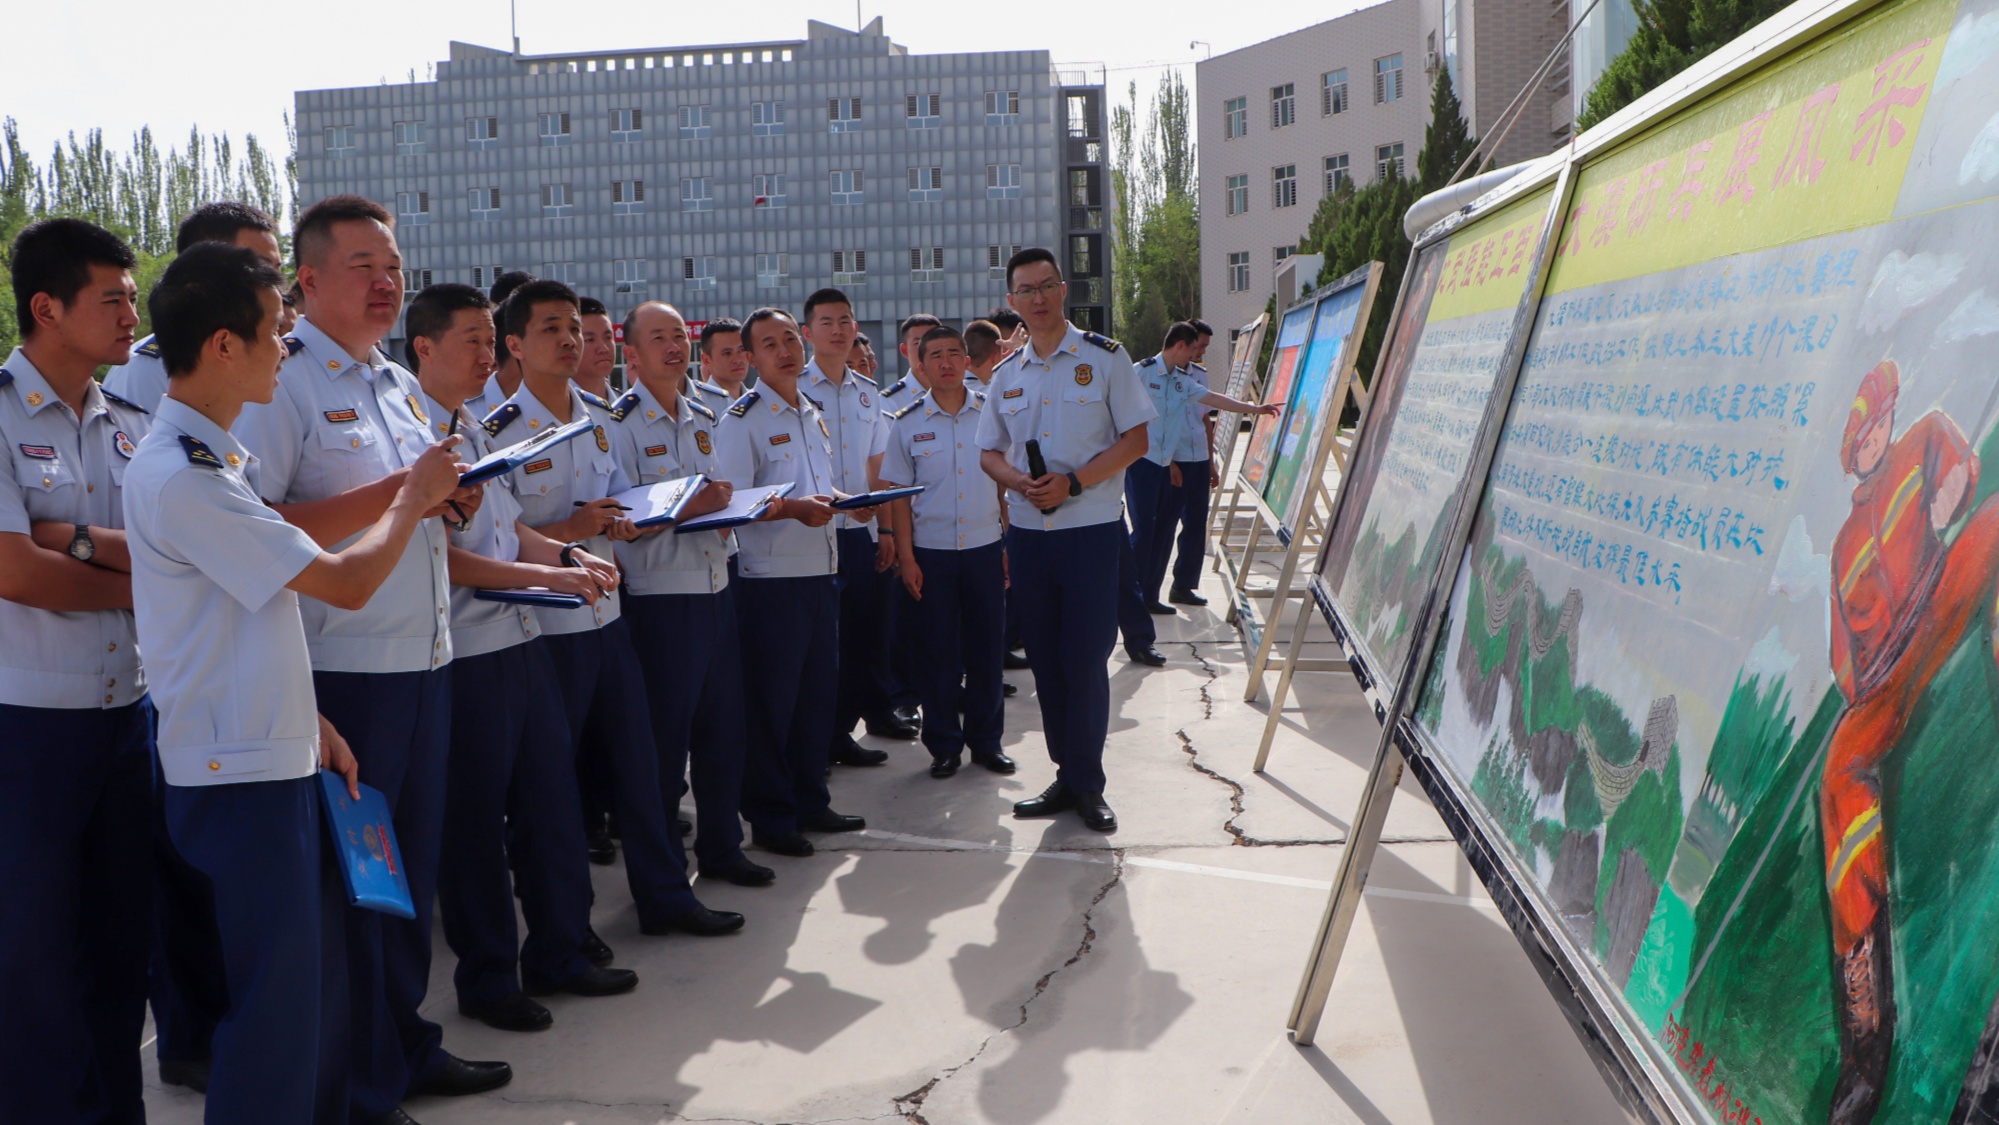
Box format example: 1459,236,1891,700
1204,314,1272,568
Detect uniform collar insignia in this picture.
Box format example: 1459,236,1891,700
728,389,760,417
609,389,642,422
178,434,226,468
482,402,522,437
134,336,162,359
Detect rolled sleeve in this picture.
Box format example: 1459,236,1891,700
879,432,914,488
1104,352,1158,435
157,472,322,612
974,397,1009,452
233,383,304,503
714,416,755,489
0,467,29,536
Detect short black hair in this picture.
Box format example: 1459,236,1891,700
740,307,797,348
502,278,580,340
699,317,743,354
489,270,534,304
1189,318,1214,338
918,325,965,359
963,319,1001,365
11,218,138,337
406,283,491,345
148,243,285,377
578,296,609,319
898,313,942,343
175,201,278,254
1163,321,1202,349
985,307,1024,333
854,333,872,348
1004,246,1060,288
801,287,851,323
293,194,393,268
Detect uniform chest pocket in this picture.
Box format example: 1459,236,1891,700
1063,386,1105,408
315,421,379,455
15,456,76,496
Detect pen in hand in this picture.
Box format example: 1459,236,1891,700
575,502,633,510
444,412,471,530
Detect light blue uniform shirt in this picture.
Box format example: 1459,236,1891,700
484,382,626,635
714,386,839,578
234,317,454,673
1134,355,1205,467
879,390,1004,551
1175,361,1213,463
974,326,1156,531
126,398,323,787
0,349,150,708
801,358,884,533
605,380,732,596
101,334,170,413
422,393,540,659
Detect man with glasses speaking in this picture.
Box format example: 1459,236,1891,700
976,248,1155,833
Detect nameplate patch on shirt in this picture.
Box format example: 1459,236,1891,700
645,444,669,458
769,433,792,446
523,458,553,474
1002,387,1025,399
323,409,359,423
913,432,936,442
18,443,56,460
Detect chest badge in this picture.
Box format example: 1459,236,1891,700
523,458,553,474
1074,365,1094,386
860,392,871,407
595,425,609,453
405,395,427,425
1003,387,1025,399
695,431,712,455
113,430,137,459
645,444,670,458
323,408,359,424
770,433,792,446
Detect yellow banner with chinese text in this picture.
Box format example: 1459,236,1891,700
1427,185,1560,322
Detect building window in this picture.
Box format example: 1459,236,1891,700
908,166,943,202
1223,97,1247,140
985,90,1020,125
831,168,864,205
987,243,1022,281
543,262,576,285
1070,168,1098,206
832,249,867,285
612,179,646,214
910,246,944,281
469,187,500,221
1070,235,1095,277
1323,70,1349,116
1376,142,1405,180
1228,251,1251,292
1066,94,1092,138
471,266,501,289
1270,84,1296,129
1324,154,1351,193
466,116,499,149
401,268,433,291
682,256,716,288
678,105,711,139
752,173,787,207
1272,165,1298,208
756,253,789,288
611,108,642,140
613,258,647,294
541,183,572,218
752,101,785,135
394,120,427,156
1375,55,1404,103
395,190,430,225
905,93,941,129
987,163,1022,200
1274,244,1297,263
829,96,862,132
1226,173,1249,216
681,177,713,211
538,112,572,146
325,124,355,158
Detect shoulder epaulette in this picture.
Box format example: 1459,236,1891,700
727,389,760,417
696,379,729,399
1083,331,1123,354
688,396,718,423
801,393,824,412
1138,355,1159,368
578,390,610,410
134,337,162,359
482,402,522,437
1191,361,1208,374
178,434,224,468
100,388,149,415
852,371,879,390
608,389,641,423
283,337,304,357
0,368,13,391
881,377,909,397
971,389,988,406
888,399,925,421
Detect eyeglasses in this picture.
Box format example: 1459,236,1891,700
1009,280,1064,299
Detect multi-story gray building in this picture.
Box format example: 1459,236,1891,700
292,18,1110,367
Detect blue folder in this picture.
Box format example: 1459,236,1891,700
832,485,925,510
458,416,598,486
474,587,591,609
317,771,416,918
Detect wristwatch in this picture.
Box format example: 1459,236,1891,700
1066,471,1084,497
559,541,585,567
67,523,94,562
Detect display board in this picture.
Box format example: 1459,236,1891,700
1239,304,1318,490
1262,268,1380,536
1214,314,1270,474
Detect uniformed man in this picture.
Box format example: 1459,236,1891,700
697,317,753,400
572,293,623,861
127,241,464,1125
407,283,639,1035
962,319,1003,393
575,296,618,403
0,218,155,1124
607,301,776,888
879,326,1014,779
488,279,745,939
468,271,535,416
714,307,868,857
976,248,1156,832
233,195,508,1123
801,288,913,763
1129,321,1277,614
852,332,880,382
891,313,942,391
1159,319,1222,607
102,201,284,414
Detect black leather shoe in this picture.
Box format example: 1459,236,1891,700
864,715,921,740
408,1053,513,1097
581,927,614,967
701,858,777,886
159,1058,209,1092
373,1111,421,1125
1013,780,1075,818
753,830,815,857
832,735,890,766
1003,682,1018,697
971,750,1017,774
1074,792,1118,832
800,809,866,832
1168,586,1208,606
678,816,693,836
930,754,962,778
459,992,553,1032
1126,646,1168,667
1003,649,1031,670
1145,600,1178,615
586,829,615,866
523,965,638,998
641,906,746,937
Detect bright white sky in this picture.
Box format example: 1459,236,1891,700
3,0,1376,172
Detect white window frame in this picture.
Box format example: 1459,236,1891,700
611,107,642,140
832,249,867,285
756,252,789,288
682,256,717,288
1270,85,1296,129
829,96,862,132
612,179,646,215
543,261,576,285
466,116,499,149
1375,142,1405,180
613,257,647,294
910,246,944,281
470,187,500,221
394,120,427,156
830,168,864,205
678,104,711,139
1223,97,1247,140
1322,70,1349,116
905,93,942,129
1226,173,1249,216
752,101,786,135
908,166,943,202
1375,55,1404,104
1272,165,1298,209
1324,154,1351,194
538,111,573,146
986,163,1022,200
985,90,1020,125
395,189,431,225
541,183,573,218
752,173,787,208
987,243,1022,281
325,124,356,157
401,268,433,292
1227,251,1251,292
681,177,713,212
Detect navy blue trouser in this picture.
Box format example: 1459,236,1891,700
1008,522,1122,795
1116,526,1156,651
437,640,592,1005
834,527,897,735
1165,459,1213,594
909,542,1006,759
1131,457,1213,602
165,774,350,1125
0,699,154,1125
311,668,450,1121
734,574,839,834
625,588,750,871
541,620,701,926
149,762,225,1068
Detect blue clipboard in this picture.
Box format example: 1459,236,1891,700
317,771,416,918
458,416,597,486
474,587,590,609
675,482,794,533
832,485,925,510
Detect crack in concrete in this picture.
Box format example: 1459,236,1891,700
891,851,1127,1124
1177,642,1345,849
